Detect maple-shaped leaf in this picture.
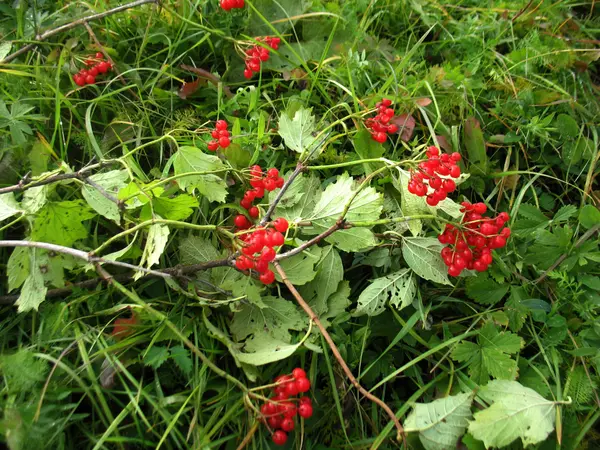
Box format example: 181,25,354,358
31,200,96,246
278,106,317,154
452,322,523,384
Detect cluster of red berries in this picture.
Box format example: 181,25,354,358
408,146,462,206
207,120,231,151
234,217,288,284
243,37,281,79
73,52,112,87
366,98,398,143
219,0,244,10
239,165,284,213
438,202,511,276
259,368,313,446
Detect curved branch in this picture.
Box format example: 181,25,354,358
273,262,404,442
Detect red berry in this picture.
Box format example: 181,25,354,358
281,418,295,432
285,381,299,396
387,124,398,133
260,270,276,285
219,129,230,138
240,198,252,209
250,177,264,188
272,430,288,446
219,136,231,148
268,416,283,430
89,67,99,77
261,247,276,262
449,165,461,178
85,75,96,84
275,177,284,188
501,227,511,238
234,214,250,229
426,195,439,206
255,259,269,273
295,377,311,393
211,130,220,139
207,140,219,151
480,223,497,235
270,231,285,246
292,368,307,379
267,168,279,178
97,61,109,73
95,52,104,59
244,190,257,202
373,132,387,143
498,212,510,222
281,402,297,419
473,260,487,272
442,179,456,192
298,403,313,419
264,178,276,191
473,203,487,214
299,396,312,405
427,146,440,156
489,236,507,249
250,165,262,177
273,217,289,233
73,75,86,86
249,206,259,218
235,257,247,271
481,253,493,265
253,186,265,199
215,120,228,130
244,68,253,79
448,264,462,277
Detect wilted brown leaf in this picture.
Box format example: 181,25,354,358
390,114,416,142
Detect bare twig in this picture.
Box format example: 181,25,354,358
534,223,600,284
273,262,404,442
275,220,344,260
1,0,159,64
260,161,306,226
235,421,260,450
180,65,234,99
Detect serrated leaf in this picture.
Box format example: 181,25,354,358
143,346,170,369
402,237,451,285
405,392,474,450
172,146,228,202
274,247,321,285
135,222,169,279
308,246,343,314
552,204,577,223
394,170,427,235
468,380,560,448
22,185,49,214
170,346,193,375
0,349,47,392
7,246,29,291
278,106,317,154
15,249,48,312
325,226,377,252
179,235,220,265
517,204,549,223
149,194,199,221
275,174,321,222
81,170,128,222
465,274,509,305
0,193,22,222
308,172,383,226
355,269,416,316
31,200,96,246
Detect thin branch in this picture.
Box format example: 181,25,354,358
534,223,600,284
235,421,260,450
275,220,344,260
1,0,159,64
259,161,305,226
273,262,404,442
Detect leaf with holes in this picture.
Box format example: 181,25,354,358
135,222,170,279
405,392,474,450
354,269,416,316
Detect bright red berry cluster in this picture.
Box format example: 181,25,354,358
366,98,398,143
259,368,313,446
219,0,244,10
243,37,281,79
207,120,231,151
239,165,284,212
438,202,511,276
234,217,288,284
73,52,112,87
408,146,462,206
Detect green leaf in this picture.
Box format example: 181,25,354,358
452,323,522,384
468,380,560,448
268,171,310,210
22,185,49,214
579,205,600,229
394,169,427,236
0,349,47,392
556,113,579,138
31,200,96,246
249,0,311,35
321,281,351,327
0,192,22,222
305,246,343,315
169,346,193,375
308,172,383,225
7,246,29,291
150,194,199,221
143,346,170,369
278,106,317,154
465,274,509,305
517,204,549,223
179,235,220,265
135,222,169,279
325,227,377,252
274,246,321,285
81,170,128,222
172,146,228,202
402,237,451,285
552,204,577,223
275,174,320,222
15,249,48,312
352,129,384,174
354,269,416,317
463,117,488,174
404,392,474,450
0,42,11,61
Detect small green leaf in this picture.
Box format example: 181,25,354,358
135,222,169,279
307,246,343,315
275,247,321,285
405,392,474,450
556,113,579,139
7,246,29,291
352,129,384,174
0,193,22,222
151,195,199,221
143,347,170,369
0,42,12,61
0,349,47,392
468,380,561,448
81,170,129,222
169,346,193,375
325,227,377,252
179,235,220,265
579,205,600,229
354,269,416,317
278,106,317,154
552,204,577,223
402,237,451,285
465,274,509,305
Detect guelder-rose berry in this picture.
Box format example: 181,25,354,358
298,403,313,419
260,270,276,285
273,218,289,233
292,368,306,379
272,430,288,446
295,377,311,393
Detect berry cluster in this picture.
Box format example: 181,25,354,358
234,217,288,285
219,0,244,10
408,146,462,206
207,120,231,151
243,37,281,79
73,52,112,87
259,368,313,446
240,165,284,212
366,98,398,143
438,202,511,276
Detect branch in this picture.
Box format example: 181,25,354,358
534,223,600,284
273,262,404,442
259,161,305,226
1,0,159,64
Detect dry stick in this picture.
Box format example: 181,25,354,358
1,0,159,64
534,223,600,284
273,262,404,442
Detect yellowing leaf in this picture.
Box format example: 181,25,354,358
135,222,170,279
